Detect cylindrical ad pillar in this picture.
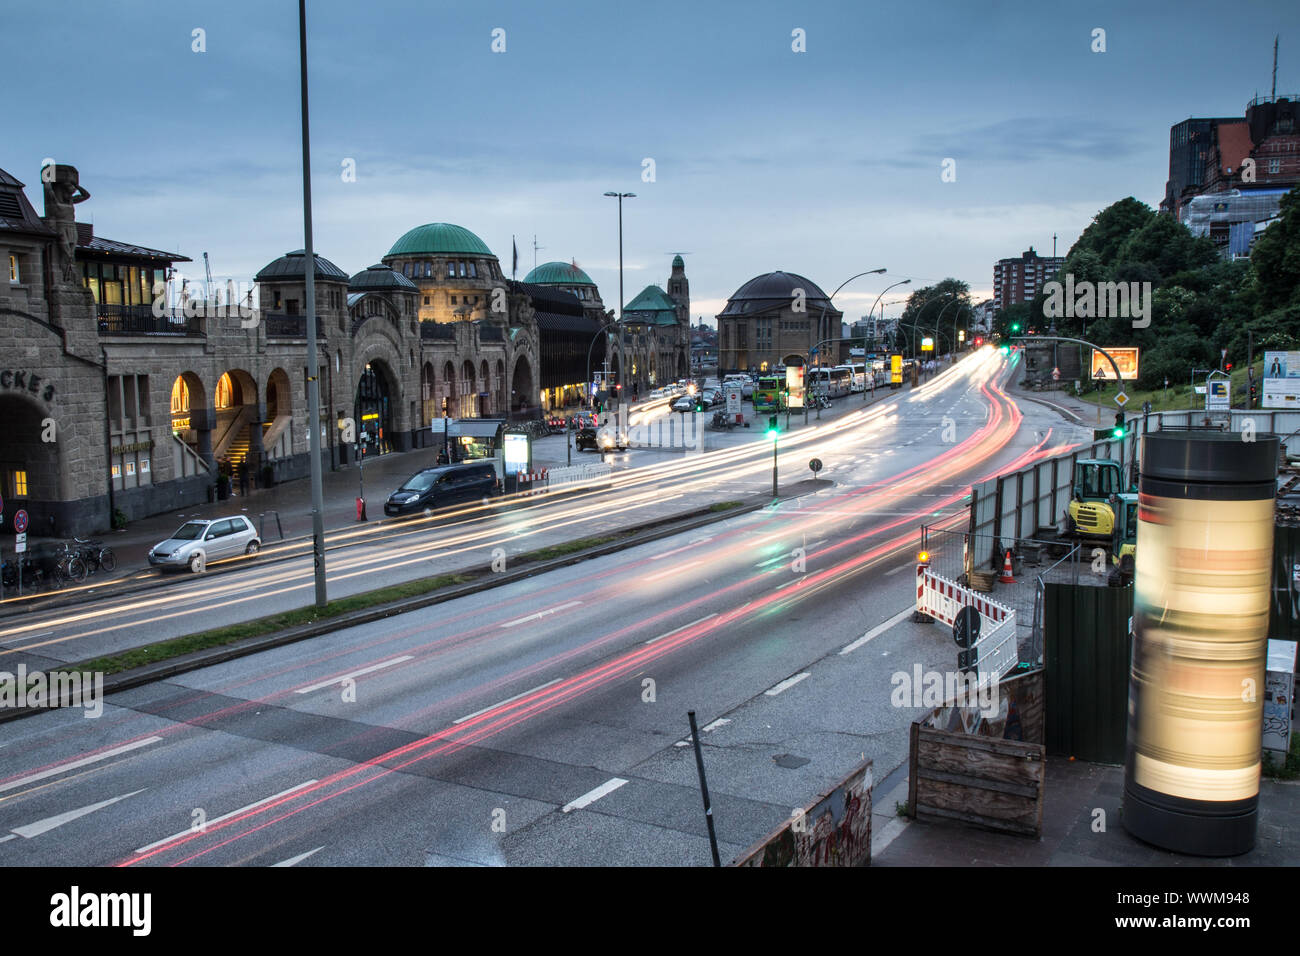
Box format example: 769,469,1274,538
1124,432,1278,856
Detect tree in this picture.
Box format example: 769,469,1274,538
1069,197,1154,267
1249,185,1300,314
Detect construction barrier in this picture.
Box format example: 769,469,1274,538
917,565,1019,686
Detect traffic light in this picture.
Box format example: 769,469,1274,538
1250,382,1257,407
1225,361,1234,372
1112,410,1126,439
766,415,779,438
1010,322,1021,334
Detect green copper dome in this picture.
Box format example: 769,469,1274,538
387,222,493,258
524,261,595,286
672,254,684,268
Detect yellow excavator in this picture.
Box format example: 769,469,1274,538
1065,459,1126,539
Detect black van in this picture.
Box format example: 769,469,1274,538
384,462,500,516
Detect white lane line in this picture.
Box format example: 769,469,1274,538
500,600,583,629
272,845,325,867
135,780,318,854
764,673,811,696
644,560,700,583
649,544,696,562
840,607,915,655
295,656,414,694
0,834,15,843
11,788,147,839
561,777,628,813
674,716,732,747
883,563,910,577
644,613,718,645
0,737,163,795
688,536,713,545
453,679,562,724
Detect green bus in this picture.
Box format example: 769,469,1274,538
753,374,786,413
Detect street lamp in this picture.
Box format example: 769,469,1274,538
806,268,887,423
933,298,963,375
604,191,636,410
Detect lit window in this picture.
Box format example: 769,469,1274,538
8,254,17,283
141,459,150,474
12,470,27,496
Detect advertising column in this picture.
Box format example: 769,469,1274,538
1123,432,1278,856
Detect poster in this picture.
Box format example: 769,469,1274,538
1263,351,1300,380
1090,347,1139,381
786,366,805,409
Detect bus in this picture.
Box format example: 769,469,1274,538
753,374,785,413
808,366,852,399
844,363,867,392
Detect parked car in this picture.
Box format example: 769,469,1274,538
671,395,697,412
384,461,500,516
148,516,260,573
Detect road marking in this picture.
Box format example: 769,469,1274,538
562,777,628,813
840,607,914,655
644,613,718,645
272,845,325,867
649,544,695,562
644,560,699,583
135,780,318,854
453,679,562,724
688,536,713,545
674,716,731,746
0,834,15,843
295,656,413,694
500,600,583,629
10,788,147,839
883,563,910,577
764,673,811,696
0,737,163,795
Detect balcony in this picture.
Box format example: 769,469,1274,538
97,304,204,337
263,313,326,339
420,321,456,341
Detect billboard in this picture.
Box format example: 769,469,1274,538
1090,347,1139,381
1263,352,1300,408
890,354,903,386
786,365,805,409
503,432,529,476
1206,377,1230,410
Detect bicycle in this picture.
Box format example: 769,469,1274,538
73,537,116,574
54,541,87,585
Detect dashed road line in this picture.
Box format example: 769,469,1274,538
500,600,583,629
135,780,318,854
644,613,718,645
295,656,414,694
562,777,628,813
453,679,562,724
764,673,811,696
0,737,163,795
840,607,914,655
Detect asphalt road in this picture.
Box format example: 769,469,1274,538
0,348,1093,866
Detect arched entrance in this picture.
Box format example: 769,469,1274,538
511,355,535,418
213,369,260,470
264,368,293,460
0,395,58,535
442,361,456,418
479,360,491,416
421,362,436,426
460,360,477,418
169,371,210,467
355,361,394,457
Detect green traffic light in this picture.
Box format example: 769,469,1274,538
1010,323,1021,333
1113,427,1123,438
999,345,1010,355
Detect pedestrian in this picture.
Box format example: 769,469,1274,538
237,461,249,497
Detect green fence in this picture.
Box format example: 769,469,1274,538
1043,583,1134,764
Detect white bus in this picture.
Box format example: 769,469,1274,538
843,363,867,392
809,366,852,399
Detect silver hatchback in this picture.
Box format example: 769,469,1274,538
148,516,260,573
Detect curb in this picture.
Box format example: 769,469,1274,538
1009,386,1087,426
0,482,831,722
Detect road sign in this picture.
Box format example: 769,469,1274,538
13,510,28,534
1206,378,1230,411
15,532,26,553
1051,367,1060,381
809,458,823,474
953,605,981,649
1114,391,1129,408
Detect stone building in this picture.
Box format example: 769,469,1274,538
0,162,609,537
715,270,843,374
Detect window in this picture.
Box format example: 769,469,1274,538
424,296,430,305
459,261,467,277
424,261,432,277
404,262,412,277
1269,158,1281,174
8,254,17,283
468,261,477,277
274,290,282,310
12,469,27,496
451,295,458,305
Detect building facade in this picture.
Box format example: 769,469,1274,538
993,247,1064,313
0,161,613,538
715,271,843,374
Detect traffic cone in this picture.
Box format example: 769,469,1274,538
999,550,1015,584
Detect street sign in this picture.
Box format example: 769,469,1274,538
15,532,26,553
1114,391,1128,408
1051,367,1060,381
13,510,28,534
726,388,742,416
430,419,446,434
809,458,823,474
953,605,981,649
1206,378,1230,410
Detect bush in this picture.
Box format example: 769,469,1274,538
111,507,128,530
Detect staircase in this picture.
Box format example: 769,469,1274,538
226,425,251,467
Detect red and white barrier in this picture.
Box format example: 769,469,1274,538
916,564,1019,685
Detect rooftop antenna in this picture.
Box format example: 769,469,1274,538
1273,35,1279,100
533,235,544,272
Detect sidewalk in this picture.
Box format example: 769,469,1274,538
872,756,1299,866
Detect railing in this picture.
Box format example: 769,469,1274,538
420,322,456,341
479,324,505,342
97,304,204,336
172,435,212,479
263,313,306,338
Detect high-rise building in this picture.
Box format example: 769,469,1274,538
993,247,1064,312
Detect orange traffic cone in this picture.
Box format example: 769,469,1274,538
999,550,1016,584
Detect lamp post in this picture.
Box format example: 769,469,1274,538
933,298,963,376
298,0,327,608
808,268,887,423
604,191,635,412
866,279,910,402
